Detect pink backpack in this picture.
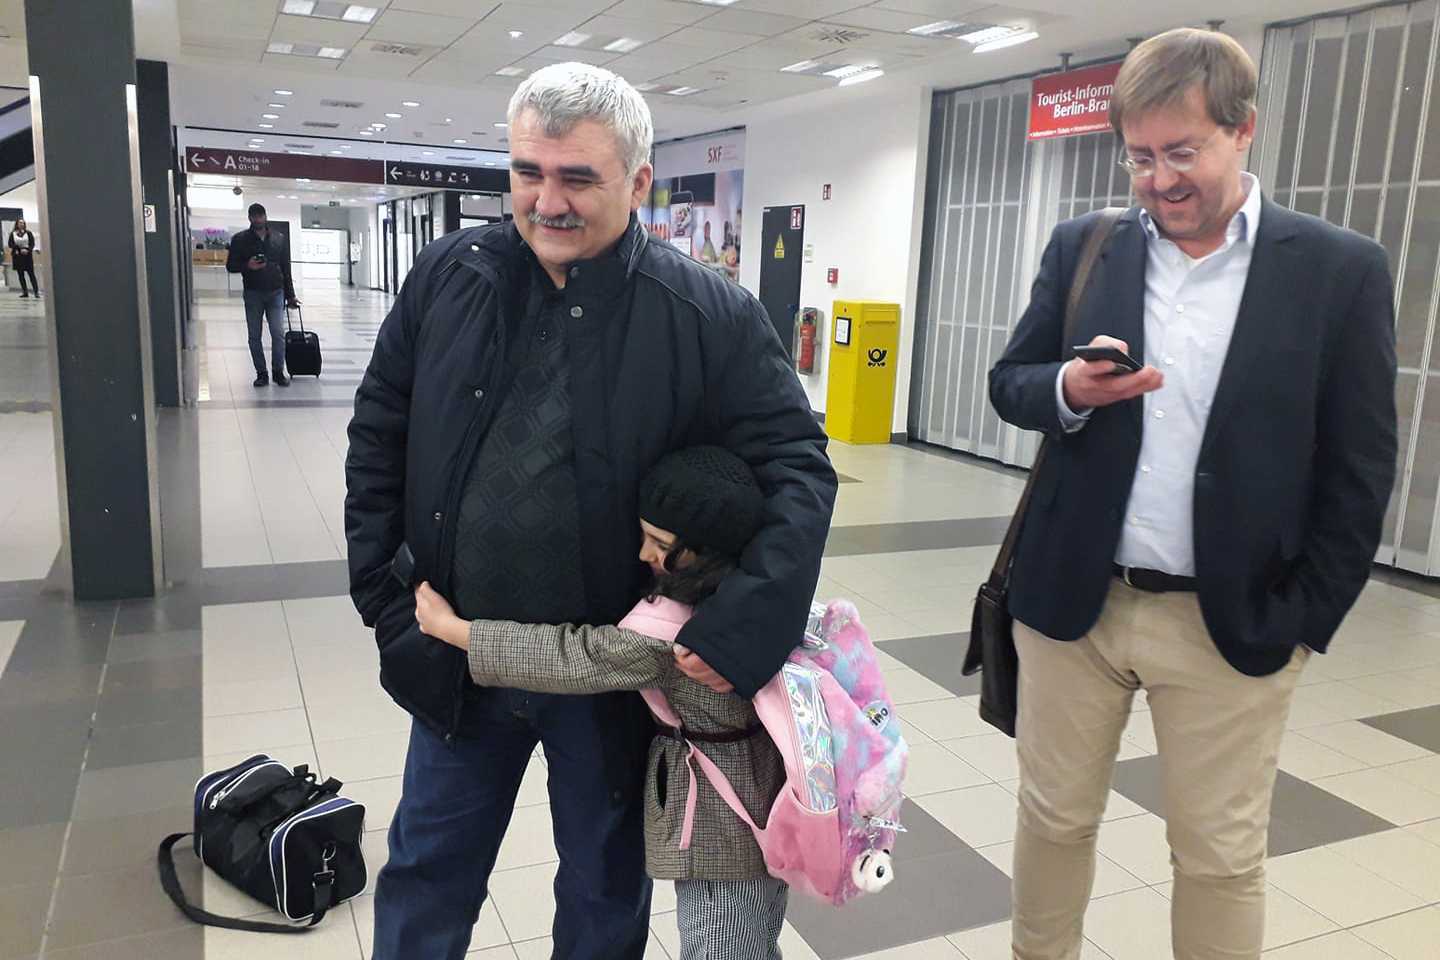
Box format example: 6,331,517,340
621,597,908,906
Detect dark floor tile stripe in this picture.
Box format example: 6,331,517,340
826,516,1012,557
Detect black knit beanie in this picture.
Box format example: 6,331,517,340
638,447,764,558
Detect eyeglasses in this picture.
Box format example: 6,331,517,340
1118,129,1222,178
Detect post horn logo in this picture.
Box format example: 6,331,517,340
867,348,888,367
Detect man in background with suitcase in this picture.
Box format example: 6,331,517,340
227,202,301,387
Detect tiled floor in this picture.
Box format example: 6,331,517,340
4,281,1440,959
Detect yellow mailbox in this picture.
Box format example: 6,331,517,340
825,300,901,444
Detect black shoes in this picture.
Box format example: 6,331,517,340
253,371,269,387
19,292,27,298
273,370,290,387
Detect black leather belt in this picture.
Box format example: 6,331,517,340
1113,564,1198,593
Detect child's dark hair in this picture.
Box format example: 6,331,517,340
648,540,738,606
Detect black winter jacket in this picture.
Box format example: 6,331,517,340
344,219,837,748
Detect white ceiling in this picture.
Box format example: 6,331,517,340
0,0,1366,158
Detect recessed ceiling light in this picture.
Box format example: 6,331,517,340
667,86,700,96
402,100,420,107
360,130,373,136
371,122,387,129
839,69,884,87
605,38,643,53
296,177,311,183
340,144,351,149
822,63,875,79
453,138,468,144
693,0,739,5
485,161,496,166
282,0,315,14
262,113,280,119
341,4,378,22
554,31,591,47
509,30,524,39
318,47,346,59
274,89,294,96
258,123,274,128
495,66,525,77
780,60,820,73
909,20,965,36
268,103,286,109
494,122,508,128
972,30,1038,53
386,112,403,118
330,149,342,154
267,41,295,55
444,117,453,123
250,138,265,142
633,82,659,92
959,25,1024,45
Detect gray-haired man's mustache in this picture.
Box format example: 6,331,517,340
528,211,586,229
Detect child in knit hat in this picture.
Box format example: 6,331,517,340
415,446,790,959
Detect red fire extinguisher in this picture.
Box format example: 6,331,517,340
796,308,817,374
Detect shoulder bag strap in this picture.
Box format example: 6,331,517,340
158,833,316,934
984,206,1126,587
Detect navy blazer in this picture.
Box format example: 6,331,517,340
989,199,1398,677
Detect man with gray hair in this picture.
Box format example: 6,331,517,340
344,62,835,959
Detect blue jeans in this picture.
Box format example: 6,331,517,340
372,692,652,960
243,288,285,375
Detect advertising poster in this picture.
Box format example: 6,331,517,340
640,130,745,283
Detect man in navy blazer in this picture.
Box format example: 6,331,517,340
989,28,1397,960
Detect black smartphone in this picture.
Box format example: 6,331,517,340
1072,344,1143,374
253,252,267,263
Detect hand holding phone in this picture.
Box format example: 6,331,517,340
1071,344,1144,374
1062,336,1164,411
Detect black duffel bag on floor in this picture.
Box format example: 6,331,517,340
158,754,367,933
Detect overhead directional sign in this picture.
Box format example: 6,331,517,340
385,160,509,192
185,147,509,193
185,147,381,185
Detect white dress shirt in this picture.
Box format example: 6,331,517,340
1056,173,1263,576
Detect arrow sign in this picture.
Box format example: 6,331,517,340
388,165,403,181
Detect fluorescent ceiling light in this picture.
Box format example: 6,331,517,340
667,86,699,96
973,30,1038,53
342,4,378,22
444,116,453,123
495,66,525,77
258,123,274,128
267,41,294,55
633,82,659,91
274,89,294,96
250,138,265,143
839,68,884,86
780,60,819,73
402,100,420,107
485,161,496,166
371,122,387,129
509,30,524,39
554,31,591,47
268,103,285,108
693,0,739,5
386,112,403,118
296,177,312,183
453,138,468,144
360,130,373,136
494,121,508,128
283,0,315,14
330,149,342,154
423,150,435,155
605,37,643,53
262,113,280,119
318,47,347,59
340,144,351,149
960,25,1024,45
822,63,875,79
909,20,963,36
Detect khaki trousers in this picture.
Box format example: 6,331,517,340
1011,581,1307,960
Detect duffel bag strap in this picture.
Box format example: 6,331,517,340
158,833,313,935
308,842,339,926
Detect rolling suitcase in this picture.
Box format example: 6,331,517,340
284,306,321,377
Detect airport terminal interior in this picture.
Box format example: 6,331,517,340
6,0,1440,958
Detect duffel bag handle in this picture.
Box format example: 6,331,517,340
158,833,335,933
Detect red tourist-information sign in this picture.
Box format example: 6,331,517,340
1027,62,1123,141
